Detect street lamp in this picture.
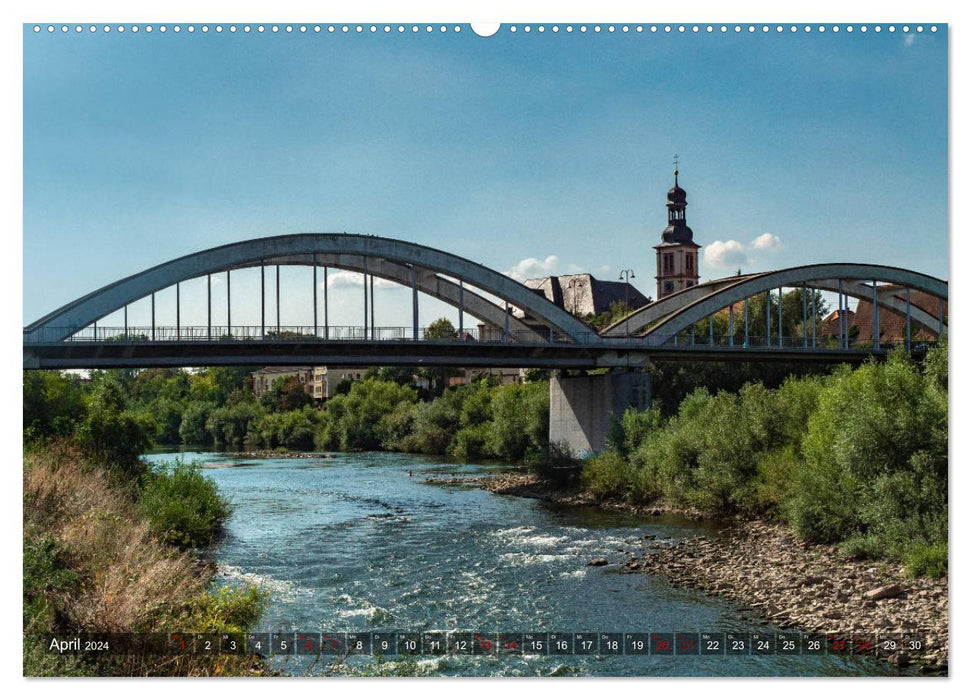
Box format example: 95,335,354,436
619,268,635,337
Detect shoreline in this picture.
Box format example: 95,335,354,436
479,471,948,674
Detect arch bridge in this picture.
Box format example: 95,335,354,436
23,234,946,370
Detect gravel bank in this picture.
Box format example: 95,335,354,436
479,471,948,674
225,450,335,460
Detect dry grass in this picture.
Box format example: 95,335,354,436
23,441,271,676
25,442,206,633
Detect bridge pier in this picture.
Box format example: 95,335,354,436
549,371,652,458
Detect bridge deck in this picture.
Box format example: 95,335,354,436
23,337,897,370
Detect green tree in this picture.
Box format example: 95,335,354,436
487,382,549,462
424,318,457,339
23,371,87,439
75,377,154,477
421,318,460,394
131,369,190,405
260,376,313,412
320,379,418,451
179,401,217,445
790,350,948,556
188,367,257,404
205,402,263,448
584,300,634,331
364,366,417,385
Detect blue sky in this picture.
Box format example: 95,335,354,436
23,23,947,329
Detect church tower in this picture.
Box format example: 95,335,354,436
654,160,701,298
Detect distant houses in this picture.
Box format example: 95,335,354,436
252,366,367,401
251,363,524,402
853,288,947,346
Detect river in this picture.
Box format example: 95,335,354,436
144,449,910,677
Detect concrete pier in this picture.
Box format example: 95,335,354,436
550,371,651,457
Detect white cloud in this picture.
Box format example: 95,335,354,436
751,232,783,251
704,240,749,269
505,254,560,282
325,270,396,289
598,264,612,276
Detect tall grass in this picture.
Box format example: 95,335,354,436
23,442,268,676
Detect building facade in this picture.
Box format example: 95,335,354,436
654,168,702,299
314,367,368,400
253,366,370,401
252,366,315,398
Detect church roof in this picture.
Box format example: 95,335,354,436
522,273,651,317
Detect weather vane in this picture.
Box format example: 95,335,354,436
673,153,679,174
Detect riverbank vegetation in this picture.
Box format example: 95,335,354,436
24,330,948,673
24,363,557,466
23,441,268,676
23,370,269,678
583,339,948,578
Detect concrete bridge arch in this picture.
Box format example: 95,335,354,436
24,233,597,344
601,264,946,344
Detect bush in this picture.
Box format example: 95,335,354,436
607,406,663,457
450,423,491,461
206,401,263,448
138,461,233,548
906,543,947,579
582,450,634,500
839,534,886,561
790,351,947,551
487,382,549,462
247,406,323,450
23,532,80,635
752,446,799,516
320,379,418,450
405,392,463,455
376,402,417,452
175,585,268,633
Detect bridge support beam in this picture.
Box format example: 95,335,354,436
550,371,652,457
411,267,419,341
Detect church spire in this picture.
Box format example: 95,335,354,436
654,157,701,299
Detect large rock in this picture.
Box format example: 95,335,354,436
587,557,609,567
865,583,905,601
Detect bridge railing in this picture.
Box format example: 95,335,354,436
658,333,937,351
26,325,601,345
26,325,934,353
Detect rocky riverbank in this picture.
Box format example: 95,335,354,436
481,471,712,519
480,471,948,674
226,450,335,460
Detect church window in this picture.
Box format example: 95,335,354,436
663,253,674,274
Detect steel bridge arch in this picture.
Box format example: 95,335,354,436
600,274,759,337
236,251,543,341
24,234,596,344
636,263,947,345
